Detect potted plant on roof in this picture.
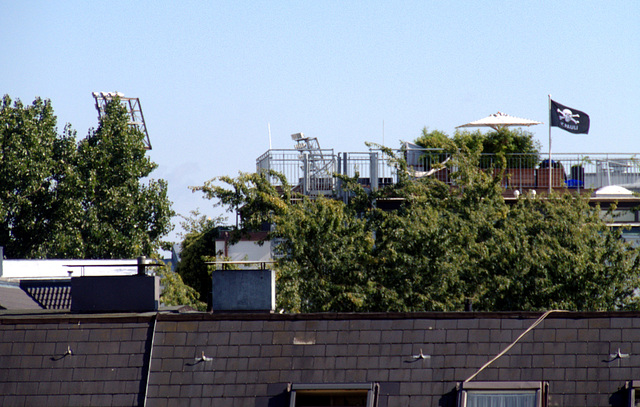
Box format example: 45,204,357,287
412,127,542,186
454,127,540,188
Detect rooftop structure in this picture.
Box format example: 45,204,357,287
256,139,640,246
0,258,143,281
257,132,640,196
2,309,640,406
258,146,640,197
0,257,164,311
2,244,640,406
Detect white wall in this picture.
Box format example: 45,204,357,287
215,240,272,264
0,259,141,279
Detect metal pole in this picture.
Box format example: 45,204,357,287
370,152,379,191
548,95,552,194
343,152,348,203
302,154,309,195
336,153,342,196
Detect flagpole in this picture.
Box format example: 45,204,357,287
548,94,552,194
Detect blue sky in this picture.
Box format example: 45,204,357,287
2,1,639,242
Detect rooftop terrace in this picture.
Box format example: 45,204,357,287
257,147,640,197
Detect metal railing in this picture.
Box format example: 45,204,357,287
256,149,640,194
257,149,337,195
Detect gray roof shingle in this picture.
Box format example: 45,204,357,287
0,282,42,310
20,280,71,309
143,311,640,406
0,314,152,406
2,311,640,406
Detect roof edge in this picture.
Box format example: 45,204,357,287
3,310,640,324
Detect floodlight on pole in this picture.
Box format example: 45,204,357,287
291,132,318,151
288,132,334,196
92,91,152,150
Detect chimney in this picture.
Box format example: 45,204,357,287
71,274,160,312
211,269,275,312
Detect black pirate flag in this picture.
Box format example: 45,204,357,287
550,99,590,134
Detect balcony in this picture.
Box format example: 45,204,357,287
256,148,640,196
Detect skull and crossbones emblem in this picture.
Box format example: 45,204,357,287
557,108,579,124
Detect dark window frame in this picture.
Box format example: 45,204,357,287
289,382,378,407
627,380,640,407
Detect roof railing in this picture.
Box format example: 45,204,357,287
257,149,640,195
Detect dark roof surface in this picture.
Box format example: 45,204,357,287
2,311,640,406
0,313,153,406
0,283,42,310
20,280,71,309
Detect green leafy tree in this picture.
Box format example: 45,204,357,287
75,98,173,258
472,195,640,310
196,148,640,312
0,95,173,259
174,210,226,308
415,127,458,152
155,260,206,311
0,95,80,258
412,128,457,172
417,127,541,169
274,196,375,312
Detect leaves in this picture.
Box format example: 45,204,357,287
174,211,222,308
155,260,207,311
197,142,640,312
73,97,174,258
0,95,79,257
0,95,173,259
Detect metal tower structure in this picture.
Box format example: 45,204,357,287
291,133,335,195
92,92,152,150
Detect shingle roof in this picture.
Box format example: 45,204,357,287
144,311,640,407
0,313,153,406
20,280,71,309
2,310,640,406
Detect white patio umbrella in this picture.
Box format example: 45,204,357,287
456,111,541,131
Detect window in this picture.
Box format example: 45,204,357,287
458,381,546,407
627,380,640,407
289,383,378,407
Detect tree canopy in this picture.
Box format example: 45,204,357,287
416,127,541,169
194,149,640,313
156,260,206,311
0,95,173,259
173,210,225,310
74,97,173,258
415,127,541,156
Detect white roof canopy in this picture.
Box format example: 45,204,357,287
456,111,542,131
